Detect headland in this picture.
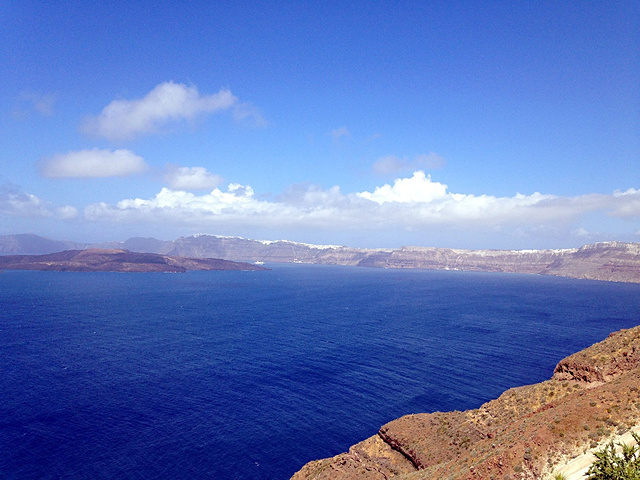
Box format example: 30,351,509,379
291,326,640,479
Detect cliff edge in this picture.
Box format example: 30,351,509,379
291,326,640,480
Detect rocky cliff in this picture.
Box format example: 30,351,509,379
0,249,267,272
162,237,640,283
358,246,575,274
115,236,640,283
3,234,640,283
542,242,640,283
291,326,640,480
360,242,640,283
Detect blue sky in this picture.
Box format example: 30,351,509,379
1,1,638,249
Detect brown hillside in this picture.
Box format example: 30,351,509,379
292,326,640,480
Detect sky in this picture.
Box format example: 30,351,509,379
1,1,639,249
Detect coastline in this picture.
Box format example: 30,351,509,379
2,234,640,284
291,326,640,480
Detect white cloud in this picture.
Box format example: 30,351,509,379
56,205,80,220
82,81,238,141
163,166,223,191
84,183,280,226
6,169,638,247
358,171,449,203
611,188,640,218
82,170,637,239
40,149,148,178
0,183,51,218
0,183,77,220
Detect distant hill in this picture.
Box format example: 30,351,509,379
0,249,267,273
2,233,640,283
0,233,85,255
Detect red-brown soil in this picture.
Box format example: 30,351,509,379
292,326,640,480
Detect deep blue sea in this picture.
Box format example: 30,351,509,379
1,264,640,479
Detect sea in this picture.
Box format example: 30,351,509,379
1,264,640,479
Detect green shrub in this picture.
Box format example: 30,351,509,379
585,432,640,479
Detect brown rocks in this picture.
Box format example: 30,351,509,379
291,326,640,480
553,327,640,383
291,436,415,480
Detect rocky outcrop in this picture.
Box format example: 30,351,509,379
553,328,640,383
542,242,640,283
291,326,640,480
0,249,267,272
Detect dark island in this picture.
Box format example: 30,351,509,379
0,249,268,273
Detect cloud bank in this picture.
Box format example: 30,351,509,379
82,82,237,141
40,149,148,178
82,171,640,238
612,188,640,218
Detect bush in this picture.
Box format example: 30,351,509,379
585,432,640,479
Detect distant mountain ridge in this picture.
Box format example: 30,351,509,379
0,233,86,255
2,234,640,282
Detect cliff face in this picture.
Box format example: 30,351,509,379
291,326,640,480
3,234,640,283
361,246,575,274
167,235,374,266
542,242,640,283
0,249,267,272
148,237,640,283
154,237,640,283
